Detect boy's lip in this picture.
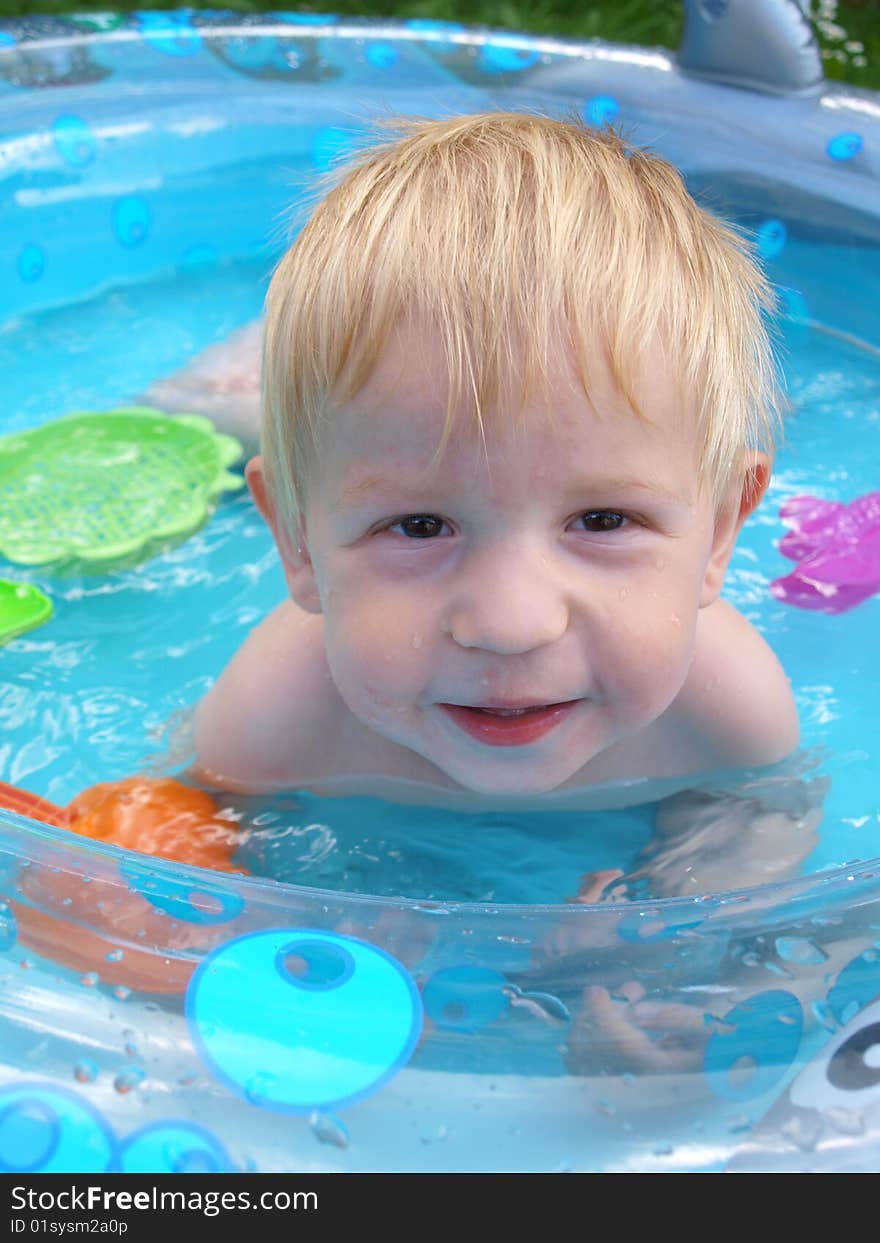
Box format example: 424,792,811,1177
438,700,581,746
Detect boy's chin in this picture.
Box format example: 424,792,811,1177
434,756,583,799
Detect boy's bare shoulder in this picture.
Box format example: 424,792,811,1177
671,598,799,770
192,600,340,792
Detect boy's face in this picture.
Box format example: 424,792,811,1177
269,323,749,796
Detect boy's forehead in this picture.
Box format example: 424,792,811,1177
320,382,702,517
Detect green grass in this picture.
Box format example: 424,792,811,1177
0,1,877,90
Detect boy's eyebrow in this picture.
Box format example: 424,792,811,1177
337,473,394,505
338,473,693,508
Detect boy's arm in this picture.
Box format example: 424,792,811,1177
191,600,336,793
633,598,812,898
141,319,263,447
632,774,826,898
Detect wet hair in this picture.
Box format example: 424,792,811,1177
261,109,782,530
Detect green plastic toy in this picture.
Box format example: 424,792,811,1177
0,408,244,570
0,579,53,644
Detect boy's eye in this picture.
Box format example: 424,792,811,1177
576,510,626,533
390,514,449,539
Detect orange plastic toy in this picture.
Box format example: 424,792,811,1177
0,775,248,993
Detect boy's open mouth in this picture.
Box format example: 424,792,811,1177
439,701,579,746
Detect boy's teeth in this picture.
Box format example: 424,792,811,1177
478,707,535,716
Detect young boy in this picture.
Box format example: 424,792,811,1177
186,111,817,898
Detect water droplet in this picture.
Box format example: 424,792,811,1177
775,937,828,965
105,949,124,963
410,633,423,649
113,986,131,1002
80,972,99,988
309,1111,349,1149
73,1058,99,1084
245,1071,276,1107
113,1066,145,1095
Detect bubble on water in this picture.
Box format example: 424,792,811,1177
245,1072,277,1107
113,1067,145,1095
775,937,829,965
309,1110,350,1149
73,1060,99,1085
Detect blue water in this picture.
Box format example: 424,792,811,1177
1,247,878,902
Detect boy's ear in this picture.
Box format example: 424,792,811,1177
700,451,771,608
245,455,323,614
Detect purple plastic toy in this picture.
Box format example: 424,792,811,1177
771,492,880,613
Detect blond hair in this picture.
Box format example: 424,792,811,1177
262,110,782,530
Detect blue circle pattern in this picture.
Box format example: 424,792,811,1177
17,243,45,283
119,1121,234,1173
423,965,509,1031
366,42,398,70
827,132,863,162
120,859,244,925
703,989,802,1101
186,929,423,1114
0,1084,116,1173
584,95,620,128
0,901,16,951
275,938,355,990
112,195,151,248
756,218,787,260
826,950,880,1027
478,40,541,74
51,115,96,168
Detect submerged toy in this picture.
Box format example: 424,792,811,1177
0,775,247,992
770,492,880,614
0,407,243,570
0,579,52,644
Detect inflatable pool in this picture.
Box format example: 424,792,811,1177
1,3,880,1173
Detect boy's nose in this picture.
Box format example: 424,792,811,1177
444,546,570,655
